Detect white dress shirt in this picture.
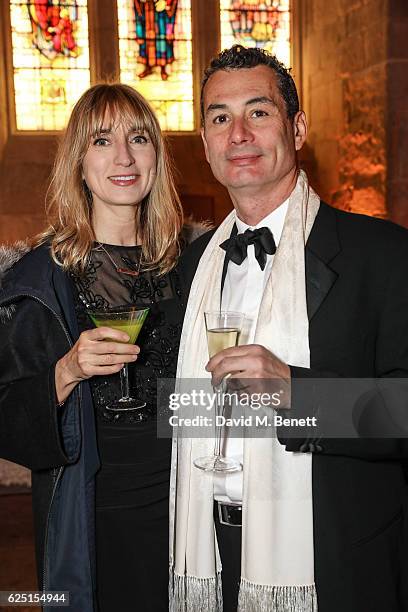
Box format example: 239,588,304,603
214,199,289,504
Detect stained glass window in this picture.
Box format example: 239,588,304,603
10,0,90,131
117,0,194,132
220,0,291,67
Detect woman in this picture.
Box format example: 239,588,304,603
0,83,187,611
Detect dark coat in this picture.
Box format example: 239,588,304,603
178,202,408,612
0,244,101,612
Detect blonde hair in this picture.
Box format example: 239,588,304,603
35,83,183,274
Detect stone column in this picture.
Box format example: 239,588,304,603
387,0,408,226
300,0,408,225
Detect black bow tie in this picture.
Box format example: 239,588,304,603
220,227,277,270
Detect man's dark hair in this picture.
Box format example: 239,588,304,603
200,45,299,124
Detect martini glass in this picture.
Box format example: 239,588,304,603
194,311,244,473
87,306,149,411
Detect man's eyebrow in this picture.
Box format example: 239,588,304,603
205,97,276,115
245,96,275,106
206,103,227,115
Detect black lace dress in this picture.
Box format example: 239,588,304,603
71,243,184,612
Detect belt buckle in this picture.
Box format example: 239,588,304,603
217,502,242,527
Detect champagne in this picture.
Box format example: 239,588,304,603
206,328,240,358
194,312,244,473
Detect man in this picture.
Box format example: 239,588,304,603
169,45,408,612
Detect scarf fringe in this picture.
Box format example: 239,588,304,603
169,569,317,612
169,568,223,612
238,580,318,612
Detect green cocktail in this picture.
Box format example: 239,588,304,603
88,315,146,345
87,307,149,411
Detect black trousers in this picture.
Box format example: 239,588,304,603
214,503,242,612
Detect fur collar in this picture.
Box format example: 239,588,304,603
181,218,212,245
0,241,30,292
0,221,211,322
0,242,31,322
0,220,211,290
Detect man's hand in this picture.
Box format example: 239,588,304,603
206,344,291,406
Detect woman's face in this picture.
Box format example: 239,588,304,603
82,119,157,212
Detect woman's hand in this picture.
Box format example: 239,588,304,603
55,327,140,405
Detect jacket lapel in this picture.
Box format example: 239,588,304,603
220,224,237,302
306,202,341,321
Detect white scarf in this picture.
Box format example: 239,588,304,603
169,171,320,611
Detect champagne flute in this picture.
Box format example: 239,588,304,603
194,311,244,472
87,306,149,411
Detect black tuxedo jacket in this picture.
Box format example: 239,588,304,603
178,202,408,612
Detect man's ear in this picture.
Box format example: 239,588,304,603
293,110,307,151
201,127,210,164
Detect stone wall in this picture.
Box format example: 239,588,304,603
387,0,408,226
301,0,389,216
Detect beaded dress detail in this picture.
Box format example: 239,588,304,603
71,243,183,424
71,243,184,612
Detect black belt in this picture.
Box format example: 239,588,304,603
215,501,242,527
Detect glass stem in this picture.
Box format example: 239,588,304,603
213,382,224,458
120,364,131,401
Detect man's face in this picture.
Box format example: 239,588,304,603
201,65,306,197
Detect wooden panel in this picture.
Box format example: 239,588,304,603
0,491,39,607
88,0,120,82
181,193,216,223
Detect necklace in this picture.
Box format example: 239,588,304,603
96,242,143,277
